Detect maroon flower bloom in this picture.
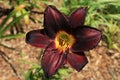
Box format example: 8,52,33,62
26,5,102,78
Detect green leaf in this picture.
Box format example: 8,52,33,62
107,14,120,20
58,69,69,76
0,33,25,39
0,10,17,30
0,12,29,37
0,43,15,50
25,70,33,80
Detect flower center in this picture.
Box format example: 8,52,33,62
55,31,75,52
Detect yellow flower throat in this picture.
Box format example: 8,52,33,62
55,31,75,51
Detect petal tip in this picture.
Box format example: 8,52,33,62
69,7,88,28
78,59,88,72
45,5,56,12
25,32,31,43
79,7,88,11
67,53,88,72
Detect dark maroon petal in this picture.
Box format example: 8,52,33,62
67,52,88,71
41,42,66,78
26,29,51,48
71,26,102,52
69,7,87,28
44,5,70,38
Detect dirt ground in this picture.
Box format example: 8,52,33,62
0,2,120,80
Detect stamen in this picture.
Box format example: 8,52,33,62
55,31,75,52
58,38,67,46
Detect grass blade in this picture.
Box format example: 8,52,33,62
0,12,29,37
0,33,25,39
0,10,17,30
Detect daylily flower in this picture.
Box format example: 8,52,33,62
25,5,101,78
